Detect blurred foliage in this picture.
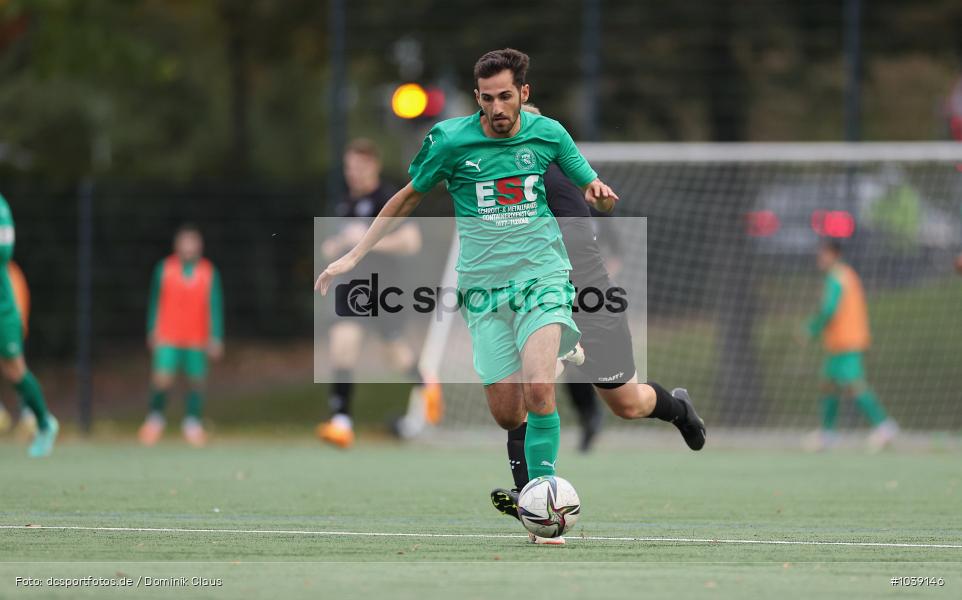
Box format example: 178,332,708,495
0,0,960,183
0,0,960,361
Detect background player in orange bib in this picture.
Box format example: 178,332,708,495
138,224,224,447
803,240,897,452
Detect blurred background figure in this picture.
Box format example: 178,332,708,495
803,240,897,452
0,260,40,438
138,224,224,447
0,193,57,457
316,138,437,449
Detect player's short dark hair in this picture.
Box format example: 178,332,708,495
175,223,202,239
474,48,529,89
345,138,381,161
820,238,843,255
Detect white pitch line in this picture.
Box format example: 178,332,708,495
2,525,962,550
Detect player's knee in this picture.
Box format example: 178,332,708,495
492,411,524,431
0,356,27,382
152,372,174,390
610,399,644,420
525,382,556,415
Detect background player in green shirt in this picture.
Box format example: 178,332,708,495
0,193,58,457
317,48,625,543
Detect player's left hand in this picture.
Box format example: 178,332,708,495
585,179,619,213
208,340,224,360
315,251,361,295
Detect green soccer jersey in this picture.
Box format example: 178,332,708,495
408,110,597,289
0,194,16,313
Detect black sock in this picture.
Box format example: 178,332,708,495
330,369,353,417
507,423,528,491
646,381,687,422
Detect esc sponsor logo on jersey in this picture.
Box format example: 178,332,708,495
475,175,540,208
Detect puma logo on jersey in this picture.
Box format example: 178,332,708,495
540,460,555,468
465,159,483,172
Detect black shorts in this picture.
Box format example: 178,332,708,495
559,217,636,388
572,288,637,388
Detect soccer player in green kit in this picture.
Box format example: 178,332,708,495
0,193,58,457
316,48,619,543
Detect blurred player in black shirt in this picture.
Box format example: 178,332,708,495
317,139,440,448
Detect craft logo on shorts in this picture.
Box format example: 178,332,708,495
514,146,536,171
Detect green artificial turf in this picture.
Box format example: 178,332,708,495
1,439,960,599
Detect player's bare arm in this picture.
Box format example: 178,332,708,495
314,182,424,294
323,221,420,259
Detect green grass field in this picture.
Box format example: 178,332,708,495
1,438,960,599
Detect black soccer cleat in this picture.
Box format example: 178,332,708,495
671,387,706,451
490,487,521,521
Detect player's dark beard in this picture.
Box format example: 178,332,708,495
489,111,516,133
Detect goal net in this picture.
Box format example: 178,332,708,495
419,143,962,432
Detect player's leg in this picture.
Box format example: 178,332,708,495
593,377,706,449
805,377,840,452
139,346,178,446
564,381,602,452
0,354,58,457
570,285,706,449
317,321,363,448
181,348,209,447
384,337,443,427
486,373,528,521
837,353,897,452
0,400,10,432
519,323,562,479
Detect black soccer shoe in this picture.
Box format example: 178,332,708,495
671,387,706,451
490,487,521,521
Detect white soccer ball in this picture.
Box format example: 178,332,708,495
517,475,581,538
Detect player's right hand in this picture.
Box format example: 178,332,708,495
314,252,360,295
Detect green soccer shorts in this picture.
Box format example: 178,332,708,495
460,271,581,385
822,351,866,385
0,305,23,359
153,345,208,379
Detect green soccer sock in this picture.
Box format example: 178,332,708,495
186,389,204,420
149,388,168,414
820,395,839,430
15,370,49,431
854,389,887,426
525,409,560,480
